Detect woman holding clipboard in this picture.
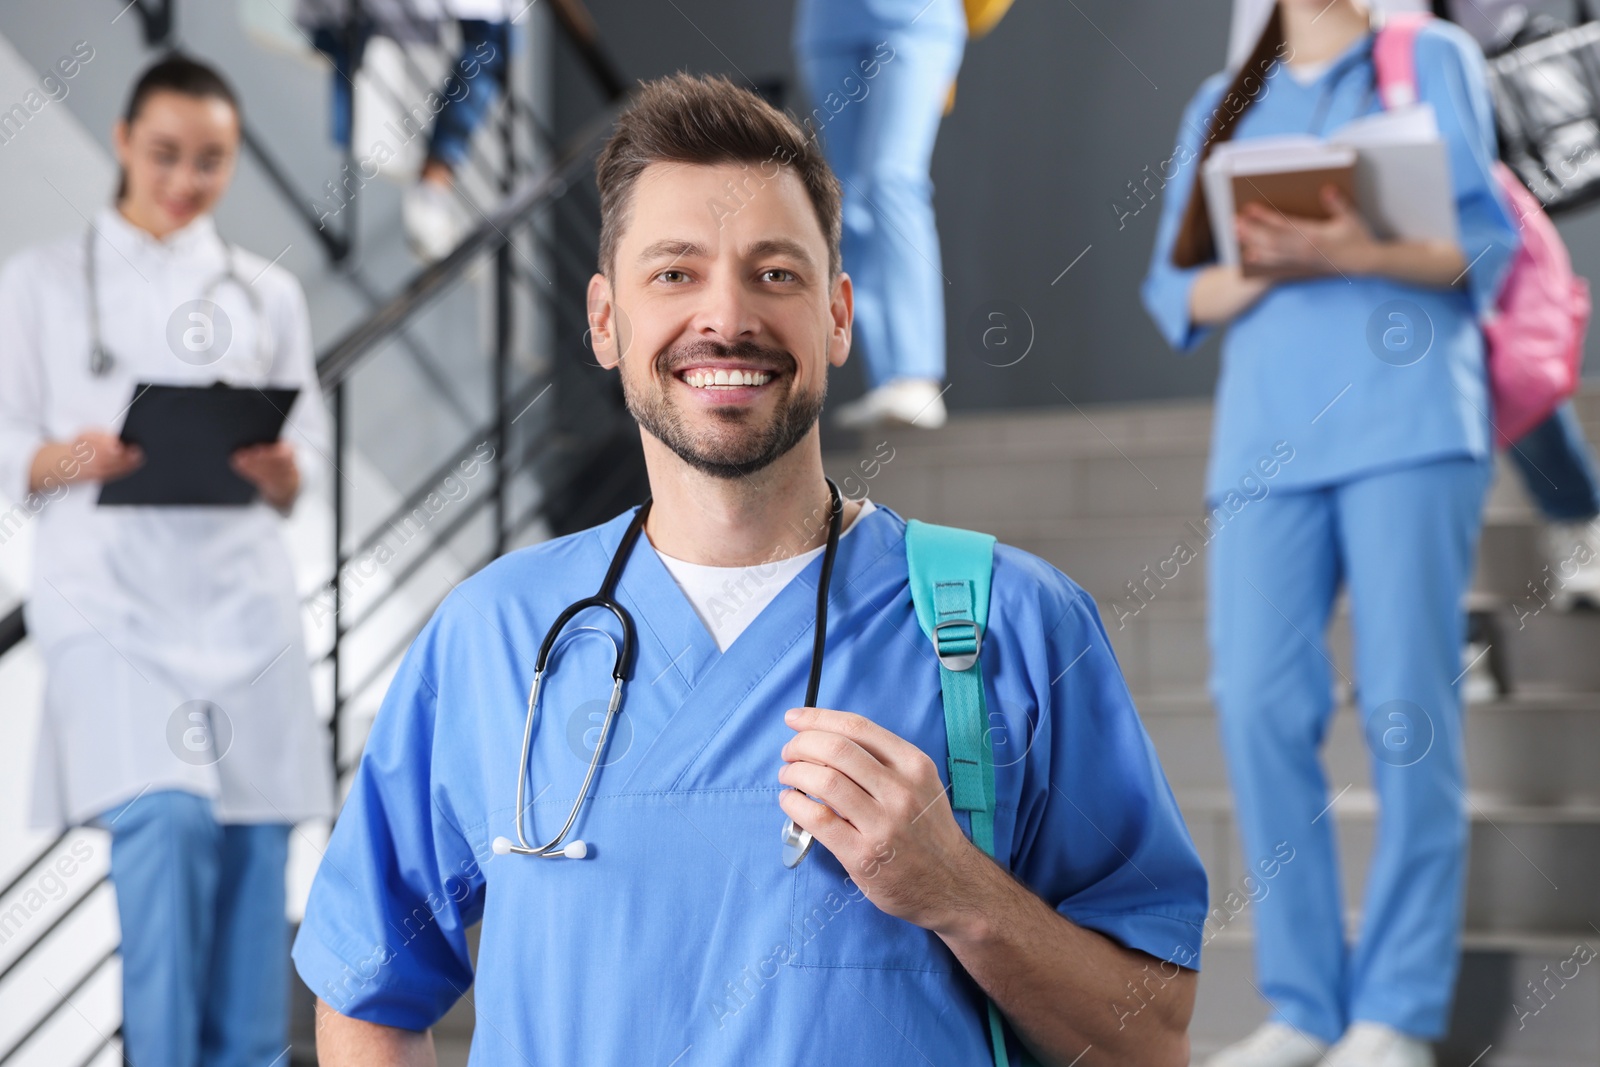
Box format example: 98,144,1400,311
1141,2,1517,1066
0,56,331,1065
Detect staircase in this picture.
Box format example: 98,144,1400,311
0,1,636,1063
823,387,1600,1067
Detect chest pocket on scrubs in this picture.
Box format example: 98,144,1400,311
788,845,955,972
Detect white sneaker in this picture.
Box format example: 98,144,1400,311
832,379,947,430
403,179,469,263
1541,518,1600,610
1326,1022,1434,1067
1202,1022,1329,1067
1460,639,1498,704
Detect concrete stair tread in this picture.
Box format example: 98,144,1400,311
976,509,1579,543
1137,686,1600,717
1203,923,1599,954
1175,784,1600,823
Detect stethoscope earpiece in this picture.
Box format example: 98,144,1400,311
493,835,589,859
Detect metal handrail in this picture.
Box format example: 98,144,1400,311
240,122,351,262
0,605,22,660
71,1025,121,1067
314,109,615,390
0,831,71,906
0,940,119,1064
0,875,111,988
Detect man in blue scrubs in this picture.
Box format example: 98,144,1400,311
296,73,1208,1067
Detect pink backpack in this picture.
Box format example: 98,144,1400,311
1374,13,1590,447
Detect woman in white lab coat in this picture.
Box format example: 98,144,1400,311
0,55,331,1065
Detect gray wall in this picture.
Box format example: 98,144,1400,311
561,0,1600,413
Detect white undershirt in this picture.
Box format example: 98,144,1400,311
1286,58,1336,86
653,498,879,652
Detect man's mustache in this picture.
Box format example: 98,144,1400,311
657,340,796,376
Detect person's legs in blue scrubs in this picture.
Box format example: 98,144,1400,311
1340,457,1491,1038
1208,456,1490,1043
797,28,965,389
203,823,292,1067
1209,481,1349,1044
98,790,291,1067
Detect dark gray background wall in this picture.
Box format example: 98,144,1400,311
557,0,1600,413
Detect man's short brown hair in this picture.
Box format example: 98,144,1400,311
595,72,843,279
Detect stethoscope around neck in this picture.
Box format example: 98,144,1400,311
84,223,271,377
492,479,846,865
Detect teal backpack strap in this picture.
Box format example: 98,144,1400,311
905,519,1022,1067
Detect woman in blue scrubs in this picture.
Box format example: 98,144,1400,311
1141,3,1517,1066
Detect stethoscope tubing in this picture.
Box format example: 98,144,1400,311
500,479,845,863
84,223,271,378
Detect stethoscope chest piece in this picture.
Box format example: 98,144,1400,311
88,344,114,378
780,821,815,869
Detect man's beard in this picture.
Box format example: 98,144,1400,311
622,338,826,480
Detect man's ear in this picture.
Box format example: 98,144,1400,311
587,272,621,369
828,270,853,369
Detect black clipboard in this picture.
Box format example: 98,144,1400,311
98,382,300,506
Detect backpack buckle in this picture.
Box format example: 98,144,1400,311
932,618,983,672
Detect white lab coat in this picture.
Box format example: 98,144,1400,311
0,207,334,831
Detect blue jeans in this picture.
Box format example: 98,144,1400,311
797,29,965,386
313,20,510,169
1508,401,1600,522
1208,457,1493,1042
95,791,292,1067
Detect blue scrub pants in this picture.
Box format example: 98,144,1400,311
1207,456,1491,1043
1508,402,1600,523
797,28,965,387
96,790,291,1067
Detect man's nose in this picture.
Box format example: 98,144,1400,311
693,270,759,341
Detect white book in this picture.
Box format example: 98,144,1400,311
1201,105,1456,266
1329,105,1457,244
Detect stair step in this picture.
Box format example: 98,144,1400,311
1108,597,1600,697
1177,784,1600,937
1142,689,1600,807
1191,932,1600,1066
832,391,1600,527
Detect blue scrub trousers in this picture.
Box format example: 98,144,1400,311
1207,456,1491,1043
96,790,292,1067
797,28,965,387
1508,402,1600,523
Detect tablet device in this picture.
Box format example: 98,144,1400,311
97,382,300,506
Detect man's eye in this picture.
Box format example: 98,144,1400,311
657,269,689,283
761,269,797,283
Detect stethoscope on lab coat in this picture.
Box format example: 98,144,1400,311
84,224,271,377
492,479,845,868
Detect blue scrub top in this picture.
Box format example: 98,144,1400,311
1141,22,1519,505
292,505,1207,1064
795,0,967,48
